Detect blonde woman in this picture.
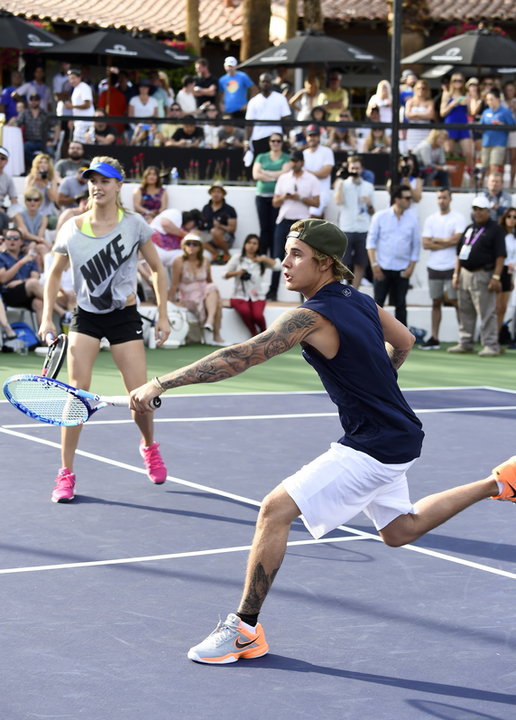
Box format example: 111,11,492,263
14,188,50,267
405,80,435,151
169,233,224,345
366,79,393,127
440,73,474,168
39,156,171,503
289,75,320,122
24,153,59,229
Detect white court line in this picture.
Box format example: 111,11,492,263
0,424,515,582
0,383,510,405
0,536,369,576
3,403,516,429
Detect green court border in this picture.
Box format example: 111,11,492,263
1,342,515,396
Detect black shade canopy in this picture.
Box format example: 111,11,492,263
402,30,516,68
238,30,384,69
0,12,63,50
42,29,192,68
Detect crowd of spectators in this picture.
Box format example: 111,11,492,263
0,58,516,352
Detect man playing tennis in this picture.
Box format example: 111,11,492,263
130,218,516,664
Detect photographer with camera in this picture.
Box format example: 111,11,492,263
224,233,280,336
24,153,60,230
386,153,423,206
334,155,375,289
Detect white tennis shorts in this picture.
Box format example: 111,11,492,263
283,442,416,539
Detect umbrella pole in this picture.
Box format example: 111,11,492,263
389,0,402,185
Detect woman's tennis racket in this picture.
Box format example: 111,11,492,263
41,334,68,379
3,374,161,427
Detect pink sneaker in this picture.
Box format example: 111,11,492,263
51,467,76,503
139,441,167,484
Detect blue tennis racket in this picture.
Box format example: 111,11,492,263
3,374,161,426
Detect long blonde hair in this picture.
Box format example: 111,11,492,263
86,156,127,212
28,153,55,182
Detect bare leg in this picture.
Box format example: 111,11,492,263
111,339,154,446
380,475,499,547
351,264,365,289
431,298,442,339
237,485,301,616
61,332,100,469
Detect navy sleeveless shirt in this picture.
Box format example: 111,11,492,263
301,282,424,464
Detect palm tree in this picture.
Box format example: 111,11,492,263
240,0,271,60
186,0,200,55
303,0,322,32
387,0,430,59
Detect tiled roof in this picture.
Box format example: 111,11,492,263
1,1,514,43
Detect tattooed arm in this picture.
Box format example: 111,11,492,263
377,305,415,370
129,307,321,411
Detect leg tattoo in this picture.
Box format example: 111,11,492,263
239,563,279,615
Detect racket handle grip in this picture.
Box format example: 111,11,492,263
151,396,161,409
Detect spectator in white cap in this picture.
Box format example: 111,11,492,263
448,195,506,356
0,146,18,214
218,57,254,117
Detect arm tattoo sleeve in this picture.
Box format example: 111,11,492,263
387,345,410,370
159,308,319,390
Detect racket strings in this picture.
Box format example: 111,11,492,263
7,380,89,424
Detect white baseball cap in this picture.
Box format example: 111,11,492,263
0,145,10,159
224,56,238,67
471,195,490,209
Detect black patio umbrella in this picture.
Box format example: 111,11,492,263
0,11,63,50
402,29,516,68
42,29,192,68
238,30,384,68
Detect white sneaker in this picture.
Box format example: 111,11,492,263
187,613,269,664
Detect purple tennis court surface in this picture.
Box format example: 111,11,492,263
0,387,515,719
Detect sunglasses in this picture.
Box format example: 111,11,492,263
5,235,20,240
26,197,41,202
401,196,412,201
270,139,282,143
185,241,201,247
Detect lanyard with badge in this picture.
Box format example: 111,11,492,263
459,226,484,261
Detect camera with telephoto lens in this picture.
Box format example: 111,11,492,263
335,163,349,180
39,170,48,180
400,156,411,177
240,270,252,281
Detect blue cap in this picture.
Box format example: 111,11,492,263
82,162,123,181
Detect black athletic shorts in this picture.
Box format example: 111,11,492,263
69,305,143,345
1,282,34,311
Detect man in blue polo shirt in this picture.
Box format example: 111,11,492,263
218,56,254,118
480,88,515,173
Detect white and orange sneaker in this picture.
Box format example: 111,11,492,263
187,613,269,664
491,456,516,502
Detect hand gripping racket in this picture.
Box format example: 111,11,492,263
3,374,161,427
41,333,68,379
